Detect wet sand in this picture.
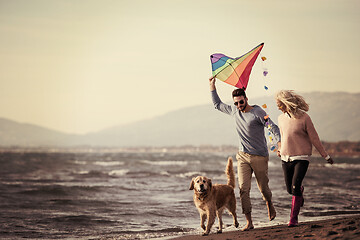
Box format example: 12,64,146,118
170,215,360,240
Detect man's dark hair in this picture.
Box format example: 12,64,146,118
232,88,247,98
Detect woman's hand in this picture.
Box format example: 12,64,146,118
277,142,281,157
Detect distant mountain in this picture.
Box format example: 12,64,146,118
77,104,236,146
0,118,75,146
79,91,360,146
0,92,359,147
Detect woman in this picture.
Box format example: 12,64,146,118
275,90,334,227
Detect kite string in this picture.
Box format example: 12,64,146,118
260,53,278,152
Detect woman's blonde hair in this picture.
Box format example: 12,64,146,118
275,90,309,118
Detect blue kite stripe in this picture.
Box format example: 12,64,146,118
211,56,234,71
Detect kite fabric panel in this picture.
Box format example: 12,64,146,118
210,43,264,90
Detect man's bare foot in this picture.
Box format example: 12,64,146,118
241,222,254,231
242,213,254,231
267,201,276,221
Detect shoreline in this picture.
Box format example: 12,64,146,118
169,215,360,240
0,141,359,157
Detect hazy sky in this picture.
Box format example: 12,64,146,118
1,0,359,134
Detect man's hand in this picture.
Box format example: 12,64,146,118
209,76,216,91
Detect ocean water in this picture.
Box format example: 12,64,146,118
0,150,359,239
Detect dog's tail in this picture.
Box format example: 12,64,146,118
226,157,236,188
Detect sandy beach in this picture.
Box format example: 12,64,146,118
170,215,360,240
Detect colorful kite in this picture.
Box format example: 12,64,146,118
210,43,264,90
210,43,278,152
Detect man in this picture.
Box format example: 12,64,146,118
209,76,280,231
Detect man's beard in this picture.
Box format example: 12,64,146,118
240,102,248,111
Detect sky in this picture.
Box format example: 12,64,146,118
0,0,359,134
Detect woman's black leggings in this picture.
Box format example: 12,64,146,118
282,160,309,196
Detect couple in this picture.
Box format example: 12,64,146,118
209,76,334,230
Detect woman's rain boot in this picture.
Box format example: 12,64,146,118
288,195,303,227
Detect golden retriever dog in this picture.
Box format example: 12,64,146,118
189,157,239,236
